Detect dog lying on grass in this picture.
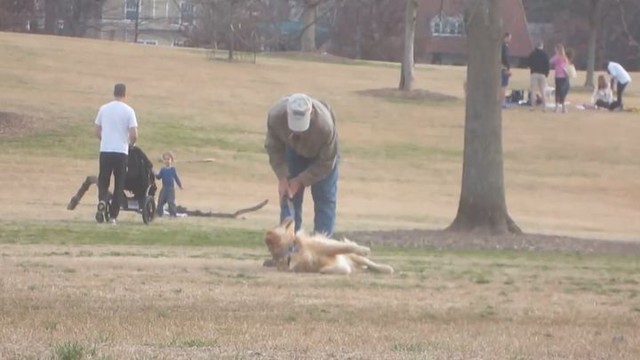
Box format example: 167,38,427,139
263,218,394,274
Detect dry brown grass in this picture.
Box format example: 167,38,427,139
1,244,639,359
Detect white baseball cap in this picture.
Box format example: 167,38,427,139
287,93,313,132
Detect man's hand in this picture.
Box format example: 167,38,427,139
129,127,138,146
278,178,289,199
287,178,304,199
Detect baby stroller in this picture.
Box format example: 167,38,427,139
95,146,158,224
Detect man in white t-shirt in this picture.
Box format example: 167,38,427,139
604,61,632,111
94,83,138,224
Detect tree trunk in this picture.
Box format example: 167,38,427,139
355,2,362,59
301,1,317,52
585,25,597,88
584,0,605,88
134,0,140,43
228,1,235,61
44,0,59,34
399,0,418,91
447,0,521,235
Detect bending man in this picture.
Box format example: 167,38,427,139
264,93,340,236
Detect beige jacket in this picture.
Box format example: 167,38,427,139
264,96,339,186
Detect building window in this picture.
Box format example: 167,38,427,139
180,2,194,25
430,14,465,37
137,39,158,45
125,0,139,21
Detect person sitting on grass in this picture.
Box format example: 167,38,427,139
590,74,614,110
155,151,183,217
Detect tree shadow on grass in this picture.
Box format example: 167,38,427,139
0,111,34,137
341,228,640,256
356,88,460,105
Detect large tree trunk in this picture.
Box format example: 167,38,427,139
447,0,521,235
355,2,362,59
585,0,605,88
399,0,418,91
585,25,597,88
44,0,59,34
301,1,317,52
134,0,141,43
228,0,236,60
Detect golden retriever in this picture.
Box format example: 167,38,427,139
263,218,394,274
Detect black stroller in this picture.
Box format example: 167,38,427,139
95,146,158,224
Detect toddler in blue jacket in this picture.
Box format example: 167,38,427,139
155,151,183,217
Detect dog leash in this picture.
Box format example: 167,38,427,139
281,195,295,220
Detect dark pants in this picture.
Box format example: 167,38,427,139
156,187,176,217
279,147,339,236
595,99,611,109
555,77,570,104
609,81,628,110
98,152,128,219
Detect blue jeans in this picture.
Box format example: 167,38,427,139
279,147,338,236
555,77,570,103
156,187,176,217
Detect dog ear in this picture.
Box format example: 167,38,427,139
264,230,280,248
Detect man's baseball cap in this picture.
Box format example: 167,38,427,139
287,93,313,132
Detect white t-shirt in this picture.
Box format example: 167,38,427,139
95,100,138,154
607,62,632,84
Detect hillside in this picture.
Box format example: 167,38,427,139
0,32,639,241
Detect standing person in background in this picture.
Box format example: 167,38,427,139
94,83,138,224
604,61,632,111
501,32,512,109
549,44,570,113
527,41,550,111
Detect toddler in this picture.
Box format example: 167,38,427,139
155,151,183,217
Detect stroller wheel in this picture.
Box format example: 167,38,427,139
142,196,155,224
95,201,109,223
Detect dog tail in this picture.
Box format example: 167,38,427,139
350,255,394,274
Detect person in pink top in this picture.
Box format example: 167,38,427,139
549,44,571,113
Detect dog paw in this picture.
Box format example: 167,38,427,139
262,259,276,267
356,246,370,256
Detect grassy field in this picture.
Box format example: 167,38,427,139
2,227,640,359
1,32,640,359
1,32,639,237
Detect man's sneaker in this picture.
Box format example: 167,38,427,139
95,201,107,223
109,219,117,225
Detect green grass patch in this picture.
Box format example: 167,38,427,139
145,115,264,154
0,221,263,247
478,305,497,318
51,341,87,360
168,337,215,348
391,342,428,353
0,109,265,160
0,116,96,159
